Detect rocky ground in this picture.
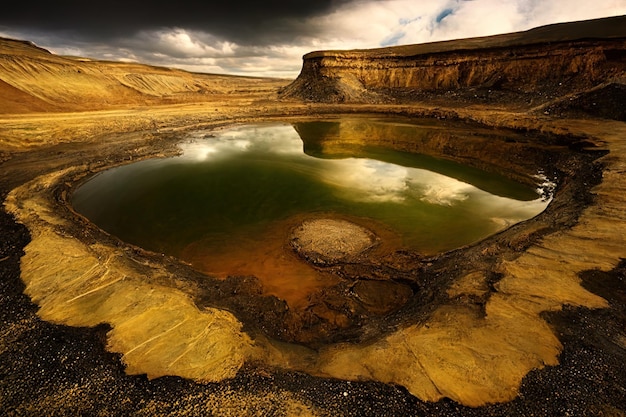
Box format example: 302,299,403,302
1,31,626,416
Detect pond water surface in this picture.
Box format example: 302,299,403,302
72,119,550,308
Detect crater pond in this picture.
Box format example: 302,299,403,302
72,118,551,308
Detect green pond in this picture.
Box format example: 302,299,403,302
72,119,551,283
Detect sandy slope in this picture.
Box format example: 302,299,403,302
0,37,287,114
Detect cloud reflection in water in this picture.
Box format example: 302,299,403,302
73,121,551,258
183,124,525,211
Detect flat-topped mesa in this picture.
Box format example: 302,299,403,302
280,15,626,113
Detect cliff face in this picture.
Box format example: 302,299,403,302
281,16,626,118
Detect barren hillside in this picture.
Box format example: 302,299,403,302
0,38,286,114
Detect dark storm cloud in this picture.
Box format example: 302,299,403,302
2,1,624,78
0,0,354,45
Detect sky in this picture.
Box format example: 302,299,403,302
1,0,625,78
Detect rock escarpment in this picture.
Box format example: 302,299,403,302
281,15,626,118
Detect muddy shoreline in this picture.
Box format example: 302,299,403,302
2,106,626,415
16,113,601,347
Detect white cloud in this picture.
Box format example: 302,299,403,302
409,171,473,205
321,158,411,203
152,28,237,57
305,0,626,50
2,0,625,77
255,0,626,76
419,0,626,42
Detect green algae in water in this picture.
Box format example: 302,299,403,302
72,120,550,260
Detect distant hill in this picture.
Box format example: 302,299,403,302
0,37,285,114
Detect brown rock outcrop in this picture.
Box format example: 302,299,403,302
281,15,626,115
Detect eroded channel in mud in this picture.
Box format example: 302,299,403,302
71,118,551,338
